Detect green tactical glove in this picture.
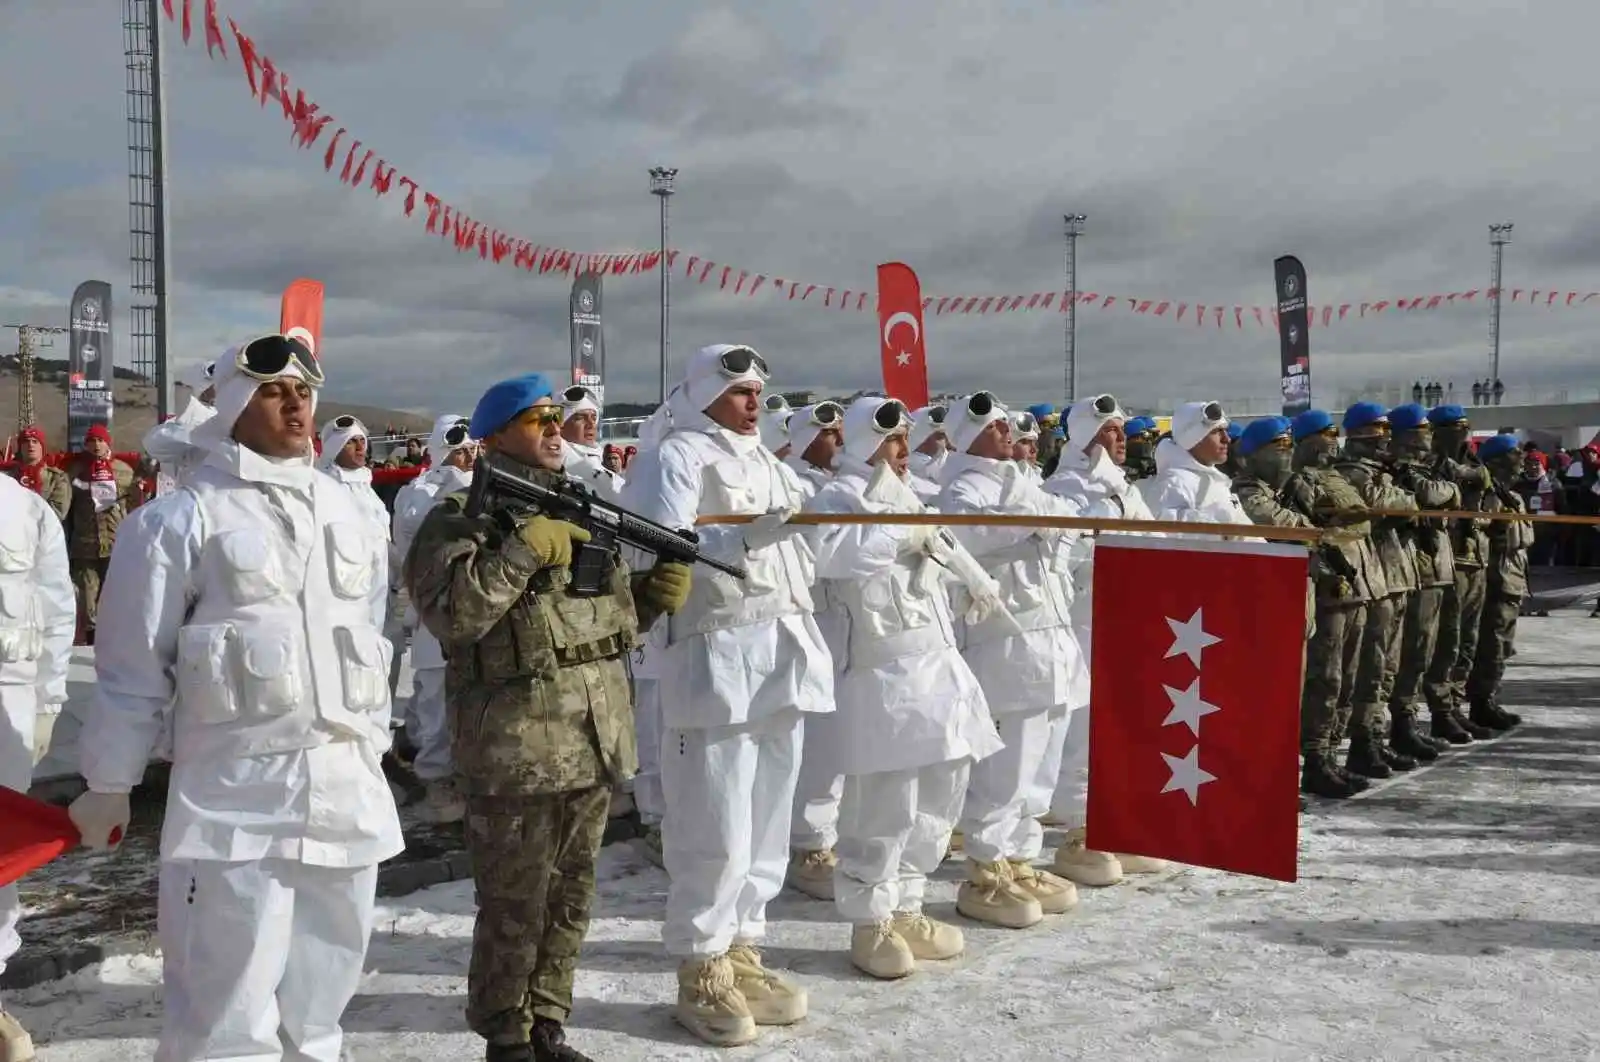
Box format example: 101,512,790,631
517,515,592,570
641,561,693,615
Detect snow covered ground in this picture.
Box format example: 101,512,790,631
11,612,1600,1061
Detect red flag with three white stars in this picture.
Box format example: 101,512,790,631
1085,534,1307,882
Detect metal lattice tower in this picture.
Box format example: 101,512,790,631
124,0,175,416
1488,222,1513,386
5,325,67,433
650,167,677,406
1063,213,1086,403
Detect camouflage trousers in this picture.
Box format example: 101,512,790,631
1346,593,1406,741
70,558,110,636
1465,581,1522,707
1443,565,1488,708
1388,585,1444,722
1301,599,1367,756
464,785,610,1045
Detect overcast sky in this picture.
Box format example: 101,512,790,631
2,0,1596,417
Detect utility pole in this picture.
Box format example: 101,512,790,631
1063,213,1086,403
1488,222,1512,386
124,0,176,418
649,167,678,406
5,325,70,434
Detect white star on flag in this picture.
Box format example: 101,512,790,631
1160,745,1217,806
895,350,912,366
1164,607,1221,668
1162,678,1220,737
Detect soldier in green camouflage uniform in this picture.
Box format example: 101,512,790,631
1334,402,1421,779
1282,410,1376,798
408,373,693,1062
1464,434,1531,732
1381,403,1468,762
1425,406,1496,742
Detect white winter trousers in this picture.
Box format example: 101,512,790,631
0,683,37,981
155,857,378,1062
789,711,842,852
632,677,664,826
408,667,452,782
959,703,1073,863
834,759,970,923
1049,701,1092,830
661,708,803,956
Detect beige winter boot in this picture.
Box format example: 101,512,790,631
1051,827,1124,887
1006,860,1079,915
419,780,466,824
1115,852,1170,874
850,921,916,980
675,953,758,1047
891,910,965,961
726,944,808,1025
956,859,1043,929
0,1010,36,1062
1037,810,1069,827
786,848,837,900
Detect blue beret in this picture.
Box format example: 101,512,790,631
1125,416,1157,437
1388,403,1429,432
1343,401,1389,432
1226,422,1246,440
1238,416,1292,457
1291,409,1333,441
1477,433,1520,460
470,372,555,439
1026,403,1056,420
1428,404,1468,425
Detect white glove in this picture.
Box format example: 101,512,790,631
68,790,131,851
898,522,943,555
742,506,801,552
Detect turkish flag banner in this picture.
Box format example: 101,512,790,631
876,262,930,410
0,786,90,887
1086,534,1307,882
279,277,325,357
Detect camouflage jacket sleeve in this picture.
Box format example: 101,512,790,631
1342,461,1418,518
406,492,549,647
1233,479,1315,528
1391,460,1461,511
43,467,72,522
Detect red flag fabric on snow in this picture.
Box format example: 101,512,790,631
876,262,930,410
0,787,96,887
1086,534,1307,882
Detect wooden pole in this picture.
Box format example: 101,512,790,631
696,511,1325,543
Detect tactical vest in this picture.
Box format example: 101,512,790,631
0,508,45,670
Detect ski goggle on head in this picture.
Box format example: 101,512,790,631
1091,394,1121,417
330,415,366,437
1012,412,1039,436
872,399,911,435
924,405,948,426
442,419,472,447
716,346,770,380
965,391,1003,420
763,394,791,413
806,401,845,428
235,333,324,388
562,385,599,406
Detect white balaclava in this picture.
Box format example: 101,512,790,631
317,415,369,473
189,346,318,452
1171,400,1229,451
907,404,948,453
759,410,793,453
948,392,1008,455
842,397,910,467
787,403,842,460
426,413,475,467
1065,394,1127,457
176,357,217,394
672,343,767,423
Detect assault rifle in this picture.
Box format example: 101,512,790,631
466,457,748,596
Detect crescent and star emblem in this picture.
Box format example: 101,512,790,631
883,311,920,367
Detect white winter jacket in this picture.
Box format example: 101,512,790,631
0,476,75,704
807,461,1000,776
85,440,402,866
937,453,1087,714
391,464,472,670
1146,438,1251,527
142,396,217,492
318,463,390,538
562,439,625,499
784,455,832,501
619,426,834,729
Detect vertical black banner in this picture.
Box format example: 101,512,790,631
67,280,115,450
1274,256,1311,416
569,271,604,405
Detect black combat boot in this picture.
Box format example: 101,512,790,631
1344,736,1393,779
1378,740,1417,771
1469,701,1516,732
530,1019,593,1062
485,1041,535,1062
1302,753,1367,798
1431,710,1472,744
1390,714,1440,762
1451,706,1493,740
